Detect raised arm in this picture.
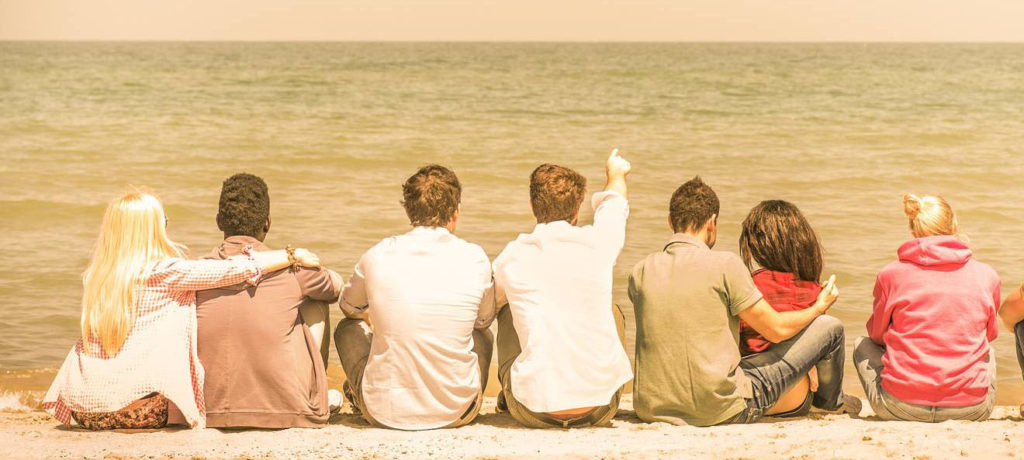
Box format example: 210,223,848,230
603,149,631,199
999,281,1024,333
149,248,319,291
592,150,632,256
739,275,838,343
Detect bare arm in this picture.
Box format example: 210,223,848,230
999,282,1024,333
251,249,318,274
339,254,370,321
739,275,838,343
152,249,319,291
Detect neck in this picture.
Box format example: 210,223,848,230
682,229,709,245
224,233,265,242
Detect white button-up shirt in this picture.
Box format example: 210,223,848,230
493,191,633,413
340,226,495,430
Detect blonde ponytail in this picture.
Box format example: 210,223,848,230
902,193,959,239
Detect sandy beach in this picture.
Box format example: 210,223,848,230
1,394,1021,459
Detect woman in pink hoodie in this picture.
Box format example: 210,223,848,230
855,194,1000,422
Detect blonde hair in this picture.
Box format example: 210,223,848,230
902,194,959,238
81,191,183,355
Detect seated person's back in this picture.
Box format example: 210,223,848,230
335,165,495,431
631,177,850,427
492,152,634,428
859,194,999,419
196,174,340,429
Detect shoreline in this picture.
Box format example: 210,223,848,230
2,395,1022,459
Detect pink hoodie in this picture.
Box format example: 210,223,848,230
867,235,1000,407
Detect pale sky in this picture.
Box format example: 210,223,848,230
2,0,1024,42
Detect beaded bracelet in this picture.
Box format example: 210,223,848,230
285,245,298,270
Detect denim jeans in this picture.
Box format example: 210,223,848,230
853,336,994,422
728,315,846,424
1015,321,1024,383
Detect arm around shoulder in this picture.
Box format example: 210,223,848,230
738,274,838,344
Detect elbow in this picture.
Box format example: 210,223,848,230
761,329,788,344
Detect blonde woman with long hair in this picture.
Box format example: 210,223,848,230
43,191,320,430
854,194,1000,422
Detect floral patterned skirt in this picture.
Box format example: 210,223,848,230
71,393,169,430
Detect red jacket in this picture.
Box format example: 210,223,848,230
740,269,822,355
867,235,1000,407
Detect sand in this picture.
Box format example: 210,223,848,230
2,395,1022,460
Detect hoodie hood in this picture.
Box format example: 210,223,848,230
897,235,972,267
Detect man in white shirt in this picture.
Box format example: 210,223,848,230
334,165,495,430
492,150,634,428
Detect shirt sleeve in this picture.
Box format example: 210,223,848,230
627,261,643,306
474,248,497,330
147,255,261,292
339,252,370,317
590,190,629,260
294,266,343,302
866,274,891,344
721,254,763,316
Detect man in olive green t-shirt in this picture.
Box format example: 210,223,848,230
629,176,858,427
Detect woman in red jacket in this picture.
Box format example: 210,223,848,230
855,194,999,422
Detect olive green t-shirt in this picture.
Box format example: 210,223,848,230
628,233,763,427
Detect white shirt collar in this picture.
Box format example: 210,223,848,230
407,226,453,238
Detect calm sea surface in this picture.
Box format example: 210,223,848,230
1,42,1023,402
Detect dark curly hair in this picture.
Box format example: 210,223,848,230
530,164,587,224
402,165,461,227
217,173,270,238
669,176,719,233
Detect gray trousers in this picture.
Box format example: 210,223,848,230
495,304,626,429
333,318,494,429
853,336,994,422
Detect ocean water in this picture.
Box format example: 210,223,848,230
1,42,1023,402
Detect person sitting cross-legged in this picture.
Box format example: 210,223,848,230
334,164,495,430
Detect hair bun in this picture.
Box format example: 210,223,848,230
903,194,923,218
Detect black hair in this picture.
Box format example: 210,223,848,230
217,173,270,238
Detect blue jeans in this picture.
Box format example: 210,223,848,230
1015,321,1024,383
729,315,846,423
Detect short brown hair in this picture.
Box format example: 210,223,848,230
530,164,587,224
402,165,461,227
739,200,823,282
669,176,719,233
